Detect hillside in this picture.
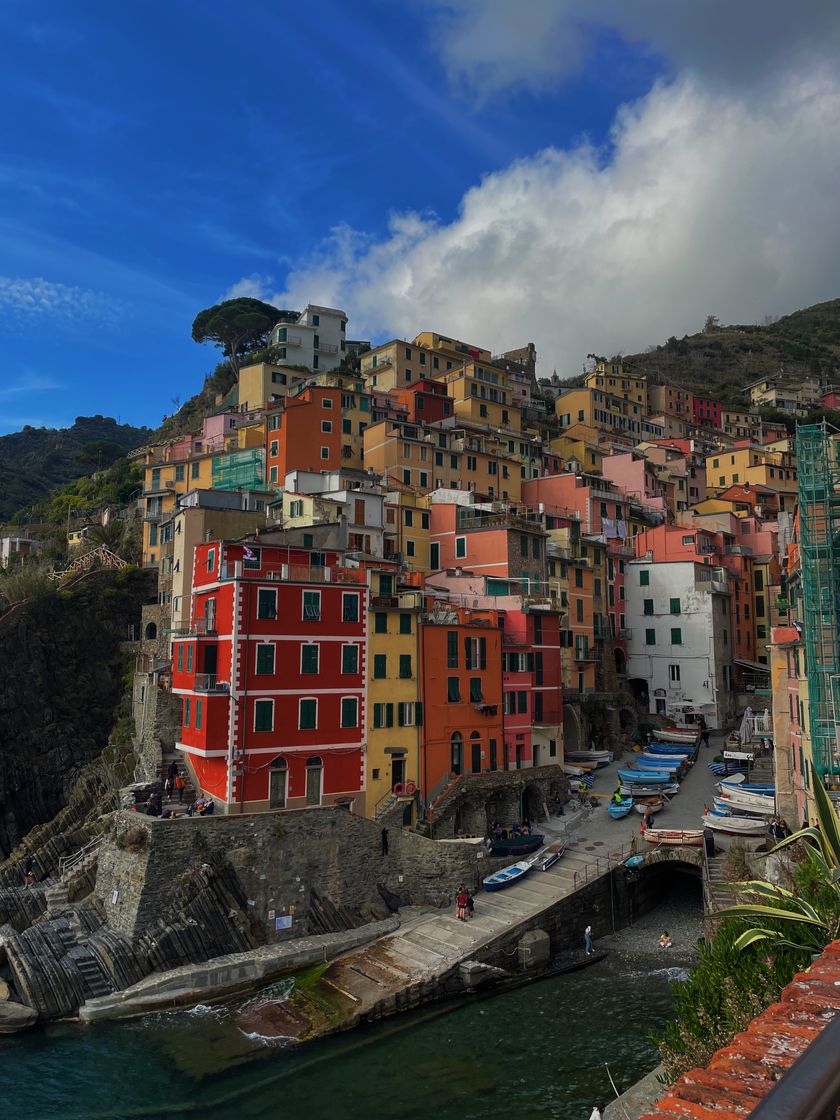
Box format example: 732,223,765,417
0,415,151,522
618,298,840,404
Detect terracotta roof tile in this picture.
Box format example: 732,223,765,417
643,940,840,1118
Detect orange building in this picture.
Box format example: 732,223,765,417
420,604,504,798
265,386,342,487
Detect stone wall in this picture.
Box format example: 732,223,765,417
95,806,487,945
429,765,570,838
131,673,181,783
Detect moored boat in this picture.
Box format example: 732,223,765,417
607,798,633,819
565,750,613,768
634,797,664,815
716,789,776,813
652,728,700,744
713,796,773,818
617,768,674,785
646,742,695,756
489,833,544,856
620,781,679,797
702,811,766,836
530,842,566,871
483,860,532,891
636,755,685,772
643,828,705,846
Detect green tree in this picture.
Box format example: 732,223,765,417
191,298,287,377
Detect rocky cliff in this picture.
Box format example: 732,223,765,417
0,568,154,856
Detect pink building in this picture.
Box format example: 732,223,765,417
600,452,668,519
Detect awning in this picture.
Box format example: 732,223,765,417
734,657,771,674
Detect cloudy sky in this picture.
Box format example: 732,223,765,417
2,1,840,430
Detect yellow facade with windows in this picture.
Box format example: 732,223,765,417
365,570,423,822
584,362,648,411
435,361,522,433
237,362,309,411
705,447,798,508
384,491,432,570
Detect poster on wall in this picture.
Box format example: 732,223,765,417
275,915,292,930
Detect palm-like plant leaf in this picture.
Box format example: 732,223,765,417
720,903,828,930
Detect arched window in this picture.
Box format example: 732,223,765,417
305,755,323,806
144,622,157,641
450,733,463,776
269,756,287,809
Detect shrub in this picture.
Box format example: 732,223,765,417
117,827,147,854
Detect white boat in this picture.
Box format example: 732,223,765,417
565,750,613,768
652,728,699,744
713,797,773,819
562,763,590,777
702,811,767,836
716,789,776,814
643,828,704,847
634,797,665,815
620,782,679,798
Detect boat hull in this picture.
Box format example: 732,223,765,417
483,860,533,891
644,829,705,846
618,769,674,785
652,728,699,744
702,812,766,836
489,834,544,856
607,799,633,819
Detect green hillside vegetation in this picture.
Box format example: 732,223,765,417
0,415,151,522
619,298,840,405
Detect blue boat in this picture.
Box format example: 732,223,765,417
635,756,683,771
647,742,695,756
607,798,633,819
617,769,674,785
483,860,532,892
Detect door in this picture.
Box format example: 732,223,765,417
450,734,463,775
305,757,323,805
471,739,482,773
203,644,218,676
532,742,540,768
655,698,667,716
269,759,287,808
391,757,406,791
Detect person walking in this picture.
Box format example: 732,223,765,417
584,923,593,955
175,774,186,804
381,827,389,856
456,885,469,922
164,774,174,800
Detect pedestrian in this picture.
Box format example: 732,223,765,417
164,775,174,799
467,890,475,918
167,760,178,783
381,827,389,856
22,854,36,884
175,774,186,804
456,884,469,922
658,930,673,949
589,1105,604,1120
584,923,593,955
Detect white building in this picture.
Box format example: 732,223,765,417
625,558,735,728
0,536,40,568
269,304,348,374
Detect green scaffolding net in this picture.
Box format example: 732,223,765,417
211,448,265,491
796,422,840,778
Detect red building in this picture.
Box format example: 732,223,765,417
501,607,563,769
265,386,343,488
692,396,722,429
388,378,453,425
172,541,367,813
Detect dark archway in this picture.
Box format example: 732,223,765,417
627,677,649,708
563,705,582,753
144,622,158,641
614,647,626,676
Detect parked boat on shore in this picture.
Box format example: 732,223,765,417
620,781,679,797
607,798,634,819
530,842,566,871
618,769,674,785
652,727,700,744
643,828,704,847
565,750,613,768
489,833,544,856
634,797,665,815
702,811,766,836
483,861,532,891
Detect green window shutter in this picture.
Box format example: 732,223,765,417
643,599,654,615
301,644,319,674
257,589,277,619
470,678,483,702
299,700,317,729
645,628,656,645
341,698,357,728
447,631,458,667
374,612,387,633
256,645,275,674
399,614,411,634
342,645,358,674
186,645,193,672
479,637,487,669
373,704,383,729
195,699,203,730
183,698,191,727
385,703,394,727
671,628,682,645
670,598,681,615
177,644,183,671
639,570,649,585
399,655,412,679
254,700,273,731
373,654,387,679
415,702,423,725
447,677,461,702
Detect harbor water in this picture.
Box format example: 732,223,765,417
0,953,684,1120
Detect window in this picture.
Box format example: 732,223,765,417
320,446,330,460
191,461,200,480
469,678,483,702
430,542,440,569
755,594,765,616
373,703,394,728
374,612,387,633
517,691,528,714
406,540,415,558
670,627,682,644
754,570,764,591
342,593,359,622
682,535,694,545
639,569,650,585
257,589,277,620
177,644,184,671
321,420,332,433
301,644,319,674
397,702,415,727
299,699,317,729
447,676,461,702
373,654,387,679
576,599,584,622
447,631,458,667
643,598,654,615
574,568,583,588
311,313,320,326
455,536,466,559
465,636,487,669
186,645,194,672
399,654,412,679
256,645,275,674
195,699,203,730
175,464,185,482
206,547,216,572
670,598,681,615
303,591,321,621
645,628,656,645
322,396,333,409
669,664,681,682
254,699,274,732
399,614,412,634
183,697,191,728
342,645,359,674
520,535,528,557
340,697,358,728
343,418,352,434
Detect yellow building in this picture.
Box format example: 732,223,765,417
647,382,693,421
550,426,605,474
360,338,460,391
237,362,310,412
705,446,798,509
554,387,644,441
721,410,762,440
584,361,648,411
363,418,522,502
365,569,423,823
384,491,432,570
434,360,522,433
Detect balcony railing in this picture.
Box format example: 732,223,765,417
317,341,339,354
193,674,229,693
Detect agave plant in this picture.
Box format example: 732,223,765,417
720,780,840,954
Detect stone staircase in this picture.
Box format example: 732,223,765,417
704,855,740,912
159,751,196,815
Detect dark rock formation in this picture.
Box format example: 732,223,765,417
0,568,154,856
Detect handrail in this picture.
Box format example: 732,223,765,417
749,1010,840,1120
58,834,103,879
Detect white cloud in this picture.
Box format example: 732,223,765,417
426,0,840,98
0,276,128,326
242,72,840,376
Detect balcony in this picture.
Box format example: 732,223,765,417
193,674,229,693
317,341,339,354
371,595,397,609
170,617,217,637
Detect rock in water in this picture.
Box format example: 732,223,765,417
0,1001,37,1033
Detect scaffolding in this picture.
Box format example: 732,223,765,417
211,448,265,491
796,422,840,777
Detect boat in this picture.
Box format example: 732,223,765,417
565,750,613,768
652,727,700,744
620,782,679,798
483,860,532,891
646,742,696,757
713,797,773,819
635,755,685,772
719,774,774,792
643,828,705,847
562,763,591,777
617,769,674,785
607,798,634,819
634,798,664,815
489,833,544,856
702,812,767,836
530,842,566,871
716,788,776,813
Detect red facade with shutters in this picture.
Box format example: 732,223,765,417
172,541,366,813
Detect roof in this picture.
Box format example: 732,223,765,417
771,625,801,647
641,939,840,1120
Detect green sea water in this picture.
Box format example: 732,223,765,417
0,955,683,1120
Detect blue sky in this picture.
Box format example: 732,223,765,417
2,0,839,434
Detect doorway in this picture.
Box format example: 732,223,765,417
203,643,218,677
470,732,481,773
269,757,287,808
391,755,406,790
305,756,323,805
450,733,463,775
